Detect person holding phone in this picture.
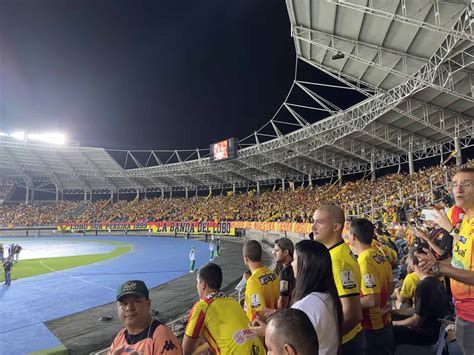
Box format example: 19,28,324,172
416,167,474,354
413,220,453,261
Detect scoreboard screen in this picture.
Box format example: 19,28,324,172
210,138,238,163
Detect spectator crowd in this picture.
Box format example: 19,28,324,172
107,164,474,355
1,161,472,227
1,161,474,354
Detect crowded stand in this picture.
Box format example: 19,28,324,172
0,201,82,226
3,162,474,354
0,161,470,226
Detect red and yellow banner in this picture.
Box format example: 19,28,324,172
230,221,312,234
57,221,235,236
57,220,312,236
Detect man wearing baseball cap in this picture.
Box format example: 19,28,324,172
108,280,182,355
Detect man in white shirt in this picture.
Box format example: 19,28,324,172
189,246,196,273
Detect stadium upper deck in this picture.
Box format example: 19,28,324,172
0,0,472,196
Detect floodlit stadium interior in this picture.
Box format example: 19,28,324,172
0,0,473,354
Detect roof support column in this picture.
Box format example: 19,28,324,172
233,183,236,194
110,190,114,200
408,151,414,176
257,181,260,194
454,137,462,166
209,186,212,196
282,178,285,192
136,189,139,199
440,143,444,164
161,188,164,199
84,190,87,201
185,187,189,199
55,185,59,202
370,161,376,181
308,173,312,187
29,182,35,202
25,185,29,204
338,168,342,187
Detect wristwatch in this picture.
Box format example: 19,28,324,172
431,262,441,278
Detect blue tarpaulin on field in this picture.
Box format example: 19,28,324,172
0,236,209,354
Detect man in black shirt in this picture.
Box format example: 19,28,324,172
415,222,453,261
3,258,12,286
273,238,295,309
392,249,450,347
415,223,453,296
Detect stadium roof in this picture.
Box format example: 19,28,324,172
1,0,473,194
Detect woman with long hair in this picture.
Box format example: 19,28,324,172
250,239,343,354
291,239,343,354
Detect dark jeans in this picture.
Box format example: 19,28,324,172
4,270,10,286
365,326,393,355
456,317,474,355
393,325,437,346
342,329,366,355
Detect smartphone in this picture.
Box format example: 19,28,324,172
420,209,438,221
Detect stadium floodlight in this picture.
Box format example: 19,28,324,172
27,132,66,145
10,131,25,141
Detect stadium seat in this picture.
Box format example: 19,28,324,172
394,321,463,355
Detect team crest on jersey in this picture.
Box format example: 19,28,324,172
459,236,467,244
340,270,356,289
373,254,385,264
251,294,261,308
259,273,277,285
233,329,257,345
364,274,376,288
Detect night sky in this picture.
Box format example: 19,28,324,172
0,0,296,150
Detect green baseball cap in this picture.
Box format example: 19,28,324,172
116,280,149,301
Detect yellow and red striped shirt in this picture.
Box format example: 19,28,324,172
358,247,393,330
185,292,265,354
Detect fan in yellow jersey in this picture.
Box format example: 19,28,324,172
243,240,280,321
348,218,393,355
312,205,365,355
399,271,420,306
183,263,265,355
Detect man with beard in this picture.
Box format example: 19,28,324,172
273,238,295,309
